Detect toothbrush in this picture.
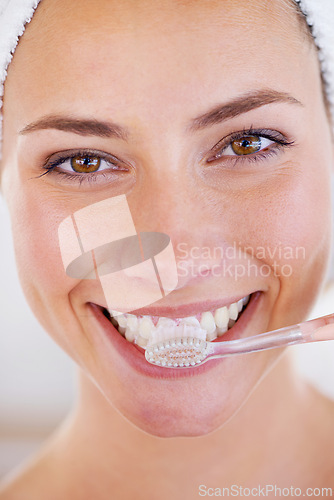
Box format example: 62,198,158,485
144,312,334,368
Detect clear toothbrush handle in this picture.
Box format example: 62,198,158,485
208,313,334,358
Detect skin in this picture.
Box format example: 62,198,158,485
1,0,334,497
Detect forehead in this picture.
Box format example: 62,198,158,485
3,0,317,129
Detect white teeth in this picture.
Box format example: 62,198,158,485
217,326,228,337
157,317,175,328
180,316,201,327
139,316,154,339
214,306,229,329
114,313,127,328
228,302,239,321
206,330,217,341
109,294,250,345
200,312,216,336
126,314,138,331
228,319,236,329
125,327,136,342
136,335,149,348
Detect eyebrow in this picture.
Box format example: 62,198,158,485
20,116,129,140
188,89,303,131
19,89,303,139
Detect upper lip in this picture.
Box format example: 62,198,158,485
94,292,255,319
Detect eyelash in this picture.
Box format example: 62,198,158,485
38,128,295,185
207,127,295,166
39,149,127,185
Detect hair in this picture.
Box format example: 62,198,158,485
289,0,332,125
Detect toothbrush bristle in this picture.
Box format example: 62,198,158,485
145,323,207,345
145,337,210,367
144,324,210,368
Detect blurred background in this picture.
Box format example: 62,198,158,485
1,194,334,479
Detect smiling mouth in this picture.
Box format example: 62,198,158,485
100,295,251,349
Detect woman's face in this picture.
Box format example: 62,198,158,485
1,0,333,436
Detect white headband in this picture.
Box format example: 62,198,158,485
0,0,333,160
295,0,334,118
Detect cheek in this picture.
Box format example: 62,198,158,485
14,203,64,291
232,157,332,325
244,167,329,255
4,182,100,365
3,170,75,329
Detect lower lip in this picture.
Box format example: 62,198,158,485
89,292,263,379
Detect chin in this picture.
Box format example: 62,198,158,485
122,410,231,438
99,378,258,438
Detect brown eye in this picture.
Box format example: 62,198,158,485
71,156,101,173
231,136,262,155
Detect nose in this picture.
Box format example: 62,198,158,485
126,169,230,290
